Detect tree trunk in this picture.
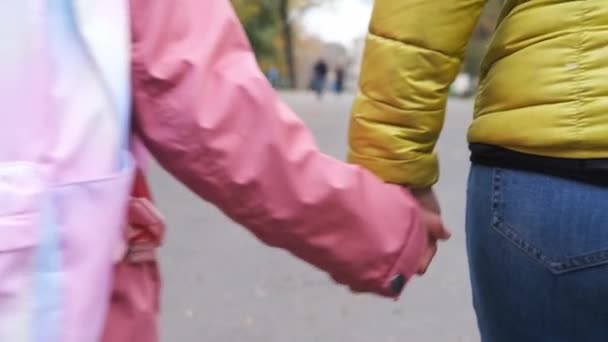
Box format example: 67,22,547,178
279,0,296,89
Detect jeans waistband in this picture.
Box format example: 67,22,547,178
469,143,608,187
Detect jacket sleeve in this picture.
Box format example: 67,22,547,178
129,0,426,297
348,0,485,188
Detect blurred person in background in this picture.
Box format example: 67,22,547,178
311,58,329,98
0,1,449,341
267,65,279,88
334,65,345,95
348,0,608,341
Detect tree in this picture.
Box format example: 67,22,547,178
231,0,280,61
231,0,335,88
278,0,295,88
277,0,326,88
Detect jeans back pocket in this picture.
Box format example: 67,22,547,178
491,167,608,274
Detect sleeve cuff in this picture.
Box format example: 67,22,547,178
348,152,439,189
378,193,427,298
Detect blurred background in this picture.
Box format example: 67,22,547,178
231,0,505,95
159,1,507,341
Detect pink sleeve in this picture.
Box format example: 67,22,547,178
129,0,426,297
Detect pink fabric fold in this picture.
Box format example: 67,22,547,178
129,0,427,298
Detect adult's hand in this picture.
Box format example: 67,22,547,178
412,188,450,274
412,188,442,215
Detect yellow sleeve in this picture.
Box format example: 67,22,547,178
348,0,485,188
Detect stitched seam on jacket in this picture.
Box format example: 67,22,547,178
366,32,462,61
350,115,438,152
349,151,431,164
357,88,445,114
570,3,591,148
475,98,582,117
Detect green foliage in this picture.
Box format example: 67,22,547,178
231,0,503,81
231,0,324,87
231,0,281,60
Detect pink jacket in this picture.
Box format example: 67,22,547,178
130,0,426,297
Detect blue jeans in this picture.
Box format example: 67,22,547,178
312,76,326,97
466,165,608,342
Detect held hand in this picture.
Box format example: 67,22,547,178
416,209,450,274
412,188,441,214
411,188,450,274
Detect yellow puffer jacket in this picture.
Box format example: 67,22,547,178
348,0,608,188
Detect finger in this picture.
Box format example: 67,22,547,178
424,211,451,240
416,243,438,275
416,196,440,214
412,188,441,214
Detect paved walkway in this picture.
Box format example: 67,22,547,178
157,92,479,341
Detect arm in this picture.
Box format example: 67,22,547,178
348,0,486,188
129,0,427,297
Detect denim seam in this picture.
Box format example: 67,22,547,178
490,168,502,230
490,168,556,274
490,168,608,275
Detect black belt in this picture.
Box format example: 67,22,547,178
469,143,608,186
